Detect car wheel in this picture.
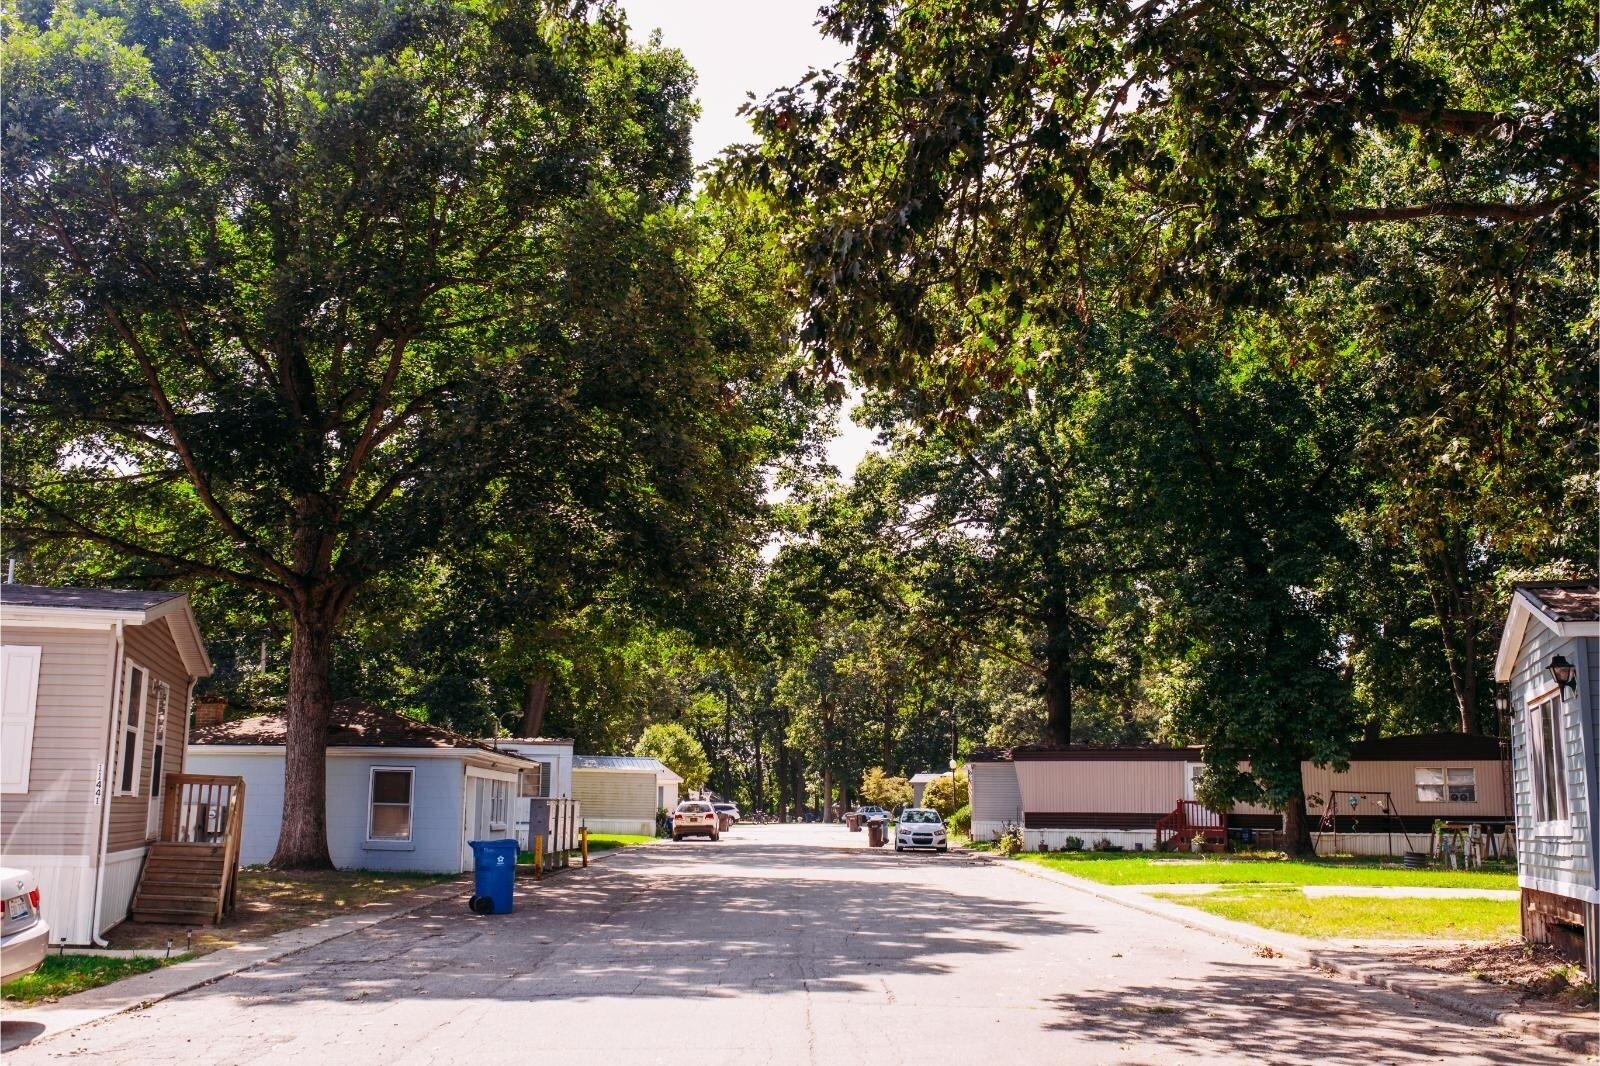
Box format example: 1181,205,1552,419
711,830,720,841
672,833,681,841
937,846,948,853
894,845,903,852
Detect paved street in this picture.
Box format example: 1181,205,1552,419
5,826,1584,1065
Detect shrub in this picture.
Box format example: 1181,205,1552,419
1091,837,1124,852
923,769,969,816
1063,836,1085,852
859,767,914,811
997,822,1024,856
948,804,972,836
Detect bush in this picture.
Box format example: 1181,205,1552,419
997,822,1024,856
1091,837,1123,852
948,804,972,836
923,770,969,816
859,767,914,811
1063,836,1085,852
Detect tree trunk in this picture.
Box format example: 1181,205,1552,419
1043,639,1072,745
270,606,339,869
518,673,550,738
822,766,833,822
1281,791,1316,857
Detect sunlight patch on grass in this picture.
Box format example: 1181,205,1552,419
1023,851,1517,890
1154,886,1519,940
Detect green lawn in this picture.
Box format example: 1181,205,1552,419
1155,886,1519,940
2,953,195,1004
584,832,658,853
1022,851,1518,890
519,833,657,864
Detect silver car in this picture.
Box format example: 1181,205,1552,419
1,867,50,982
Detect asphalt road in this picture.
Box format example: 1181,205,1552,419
6,825,1584,1065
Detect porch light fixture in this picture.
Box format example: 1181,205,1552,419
1548,655,1578,699
1348,794,1360,810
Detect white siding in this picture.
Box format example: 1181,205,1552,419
968,762,1022,840
572,768,656,836
1510,625,1597,902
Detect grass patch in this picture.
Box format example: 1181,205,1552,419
105,868,459,954
585,832,657,853
1023,851,1517,890
2,953,195,1004
1155,886,1519,940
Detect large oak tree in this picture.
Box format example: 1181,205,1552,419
3,0,740,866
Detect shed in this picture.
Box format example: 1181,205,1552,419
571,756,681,836
1494,580,1599,977
908,771,950,808
1,584,212,944
187,700,534,873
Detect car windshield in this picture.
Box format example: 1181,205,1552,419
677,803,711,813
900,810,941,824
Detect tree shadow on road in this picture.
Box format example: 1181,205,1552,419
191,848,1081,1007
1039,964,1577,1065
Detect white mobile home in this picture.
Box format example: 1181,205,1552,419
1495,581,1598,978
188,700,533,873
571,756,681,836
479,736,576,851
0,585,212,944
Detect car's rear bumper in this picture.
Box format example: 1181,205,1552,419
0,917,50,982
674,824,717,837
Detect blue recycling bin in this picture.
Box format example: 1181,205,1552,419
467,838,518,915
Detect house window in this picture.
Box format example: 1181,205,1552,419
1415,767,1477,803
116,663,149,796
368,768,413,841
490,779,509,825
1446,768,1475,802
150,682,170,799
1529,696,1569,828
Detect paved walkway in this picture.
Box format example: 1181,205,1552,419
2,827,1589,1065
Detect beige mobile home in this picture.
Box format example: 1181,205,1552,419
1,585,211,944
571,756,681,836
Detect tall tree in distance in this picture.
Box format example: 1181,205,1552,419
3,0,735,866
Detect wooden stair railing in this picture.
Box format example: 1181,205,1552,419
132,773,246,925
1155,799,1228,851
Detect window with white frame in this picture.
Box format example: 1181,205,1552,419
149,682,170,800
368,767,413,841
116,663,150,796
1,646,42,794
489,779,509,825
1415,767,1477,803
1528,695,1569,828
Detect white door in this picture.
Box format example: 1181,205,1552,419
1183,763,1202,803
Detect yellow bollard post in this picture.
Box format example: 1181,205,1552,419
534,836,544,880
581,827,589,867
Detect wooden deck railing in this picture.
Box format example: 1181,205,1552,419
160,772,247,922
1155,799,1228,850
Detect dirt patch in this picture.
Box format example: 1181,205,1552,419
1409,938,1599,1013
103,868,461,955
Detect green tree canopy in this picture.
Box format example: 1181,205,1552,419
634,722,711,793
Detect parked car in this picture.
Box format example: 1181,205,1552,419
712,802,740,825
672,801,722,842
855,805,891,824
1,867,49,982
894,808,948,853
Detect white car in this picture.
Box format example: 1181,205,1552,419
711,802,740,825
1,867,49,982
894,809,948,853
671,801,722,841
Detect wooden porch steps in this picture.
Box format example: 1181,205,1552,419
131,843,230,925
130,773,246,926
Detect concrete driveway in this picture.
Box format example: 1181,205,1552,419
5,825,1583,1065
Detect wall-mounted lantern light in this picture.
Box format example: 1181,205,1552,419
1548,655,1578,700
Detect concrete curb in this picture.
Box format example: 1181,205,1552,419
1,876,470,1053
1002,859,1598,1058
